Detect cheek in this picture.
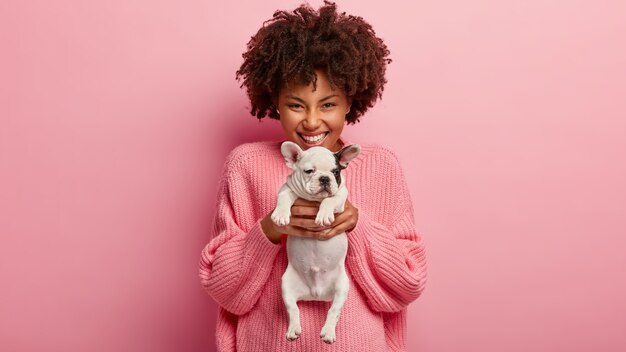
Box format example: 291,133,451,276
329,115,346,131
279,115,299,131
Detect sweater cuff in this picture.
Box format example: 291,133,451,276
244,220,283,267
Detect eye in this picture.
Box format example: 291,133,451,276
333,170,340,177
288,104,303,110
304,169,314,174
322,103,336,109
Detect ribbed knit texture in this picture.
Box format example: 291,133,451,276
199,140,427,352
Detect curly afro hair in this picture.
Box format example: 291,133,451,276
235,1,392,124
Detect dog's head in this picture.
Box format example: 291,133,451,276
280,141,361,201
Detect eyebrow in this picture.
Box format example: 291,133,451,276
286,94,338,104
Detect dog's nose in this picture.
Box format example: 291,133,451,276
319,176,330,185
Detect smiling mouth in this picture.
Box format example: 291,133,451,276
298,132,329,145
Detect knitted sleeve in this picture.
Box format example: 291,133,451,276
346,150,427,313
198,155,282,315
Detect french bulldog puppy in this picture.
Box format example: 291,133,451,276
271,141,361,344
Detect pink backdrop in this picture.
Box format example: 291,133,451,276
2,0,625,351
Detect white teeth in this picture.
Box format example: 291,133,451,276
301,133,327,143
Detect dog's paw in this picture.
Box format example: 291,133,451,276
315,206,335,226
271,208,291,226
320,325,336,344
286,323,302,341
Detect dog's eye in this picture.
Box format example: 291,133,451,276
304,169,314,174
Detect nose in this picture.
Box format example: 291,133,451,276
319,176,330,185
303,111,323,130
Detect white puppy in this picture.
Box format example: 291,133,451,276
272,141,361,344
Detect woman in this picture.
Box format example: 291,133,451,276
199,2,427,351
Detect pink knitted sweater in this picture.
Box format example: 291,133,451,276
199,140,427,352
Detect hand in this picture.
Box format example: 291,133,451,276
261,199,358,243
262,199,328,243
319,199,358,240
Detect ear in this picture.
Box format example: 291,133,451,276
281,141,303,169
335,144,361,168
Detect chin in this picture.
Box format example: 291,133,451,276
315,190,334,199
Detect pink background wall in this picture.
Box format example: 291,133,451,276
2,0,625,351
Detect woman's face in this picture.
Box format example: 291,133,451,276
276,69,351,153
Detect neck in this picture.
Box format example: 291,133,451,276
331,138,345,153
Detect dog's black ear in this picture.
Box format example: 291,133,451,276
281,141,303,169
335,144,361,168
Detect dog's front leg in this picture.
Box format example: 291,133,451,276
271,184,298,226
315,187,348,226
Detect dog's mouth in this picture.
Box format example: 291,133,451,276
316,186,332,197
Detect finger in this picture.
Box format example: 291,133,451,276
317,228,335,240
327,211,350,227
318,221,354,240
329,208,358,228
290,205,319,217
293,198,320,206
288,217,327,231
318,227,332,240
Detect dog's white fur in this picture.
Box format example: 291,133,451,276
272,141,360,344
